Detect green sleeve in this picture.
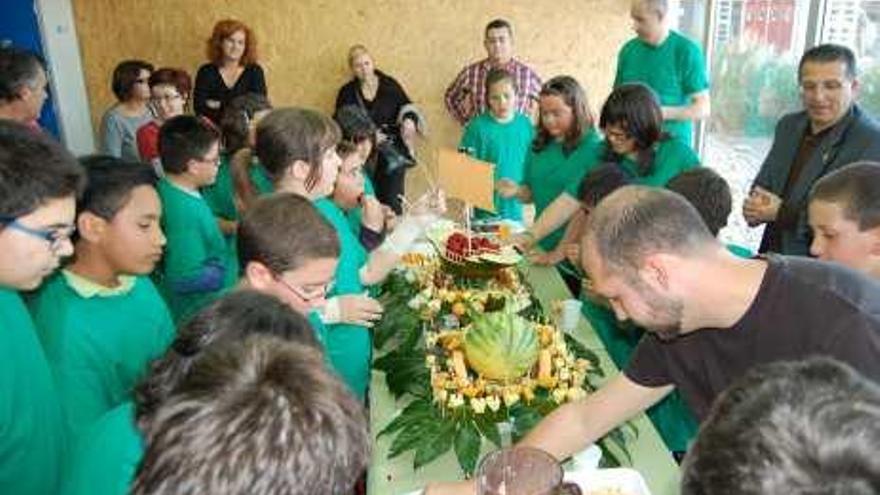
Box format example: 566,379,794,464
563,178,581,199
522,150,536,191
681,40,709,95
62,403,142,495
613,46,626,88
0,289,65,495
200,159,238,222
459,117,481,153
163,195,226,283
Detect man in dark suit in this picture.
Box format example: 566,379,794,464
744,44,880,256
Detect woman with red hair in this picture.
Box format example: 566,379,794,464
193,19,267,125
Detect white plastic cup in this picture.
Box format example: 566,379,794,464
560,299,583,333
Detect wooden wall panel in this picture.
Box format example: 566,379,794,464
72,0,631,194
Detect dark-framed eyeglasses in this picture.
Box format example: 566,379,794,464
0,217,75,253
272,273,334,303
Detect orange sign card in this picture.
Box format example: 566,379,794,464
437,148,496,212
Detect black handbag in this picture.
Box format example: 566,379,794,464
350,86,416,175
376,134,415,174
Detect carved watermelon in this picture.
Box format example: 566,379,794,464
463,308,540,381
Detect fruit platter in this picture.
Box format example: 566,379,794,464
426,220,522,279
372,227,634,476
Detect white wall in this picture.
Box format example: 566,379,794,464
36,0,94,155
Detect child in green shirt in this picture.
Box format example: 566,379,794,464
599,83,700,186
808,162,880,278
0,120,85,495
154,116,236,322
498,75,602,253
201,93,274,249
667,167,752,258
333,103,390,243
62,290,319,495
334,140,390,251
237,192,341,346
460,68,534,222
29,157,174,442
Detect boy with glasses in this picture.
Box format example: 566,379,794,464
237,193,340,352
154,115,235,322
0,120,85,494
29,156,174,441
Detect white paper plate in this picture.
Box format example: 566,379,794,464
564,467,652,495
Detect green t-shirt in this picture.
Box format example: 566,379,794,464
61,402,142,495
523,130,602,251
156,178,236,323
460,111,535,221
579,298,698,452
29,271,174,440
314,198,371,399
618,138,700,186
614,30,709,145
0,287,66,495
202,154,274,222
201,155,274,262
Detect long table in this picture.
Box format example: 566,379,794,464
368,263,681,495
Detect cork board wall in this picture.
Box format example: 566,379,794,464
72,0,631,195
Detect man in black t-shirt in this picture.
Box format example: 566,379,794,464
518,185,880,461
425,185,880,495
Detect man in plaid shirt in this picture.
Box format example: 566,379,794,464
444,19,542,126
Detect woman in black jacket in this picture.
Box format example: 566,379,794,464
335,45,424,214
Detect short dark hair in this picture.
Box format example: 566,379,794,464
220,92,272,155
586,186,716,276
0,120,85,220
799,43,857,81
158,115,220,175
255,108,341,191
600,83,667,175
682,357,880,495
133,335,369,495
111,59,153,102
666,168,732,237
0,46,45,103
133,289,319,425
77,155,158,221
484,68,517,99
810,161,880,231
577,162,634,209
237,193,340,273
534,76,594,156
485,19,513,37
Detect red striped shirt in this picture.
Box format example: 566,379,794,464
444,58,542,125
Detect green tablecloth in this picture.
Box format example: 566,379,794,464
368,263,680,495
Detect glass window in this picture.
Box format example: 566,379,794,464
703,0,812,250
820,0,880,120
